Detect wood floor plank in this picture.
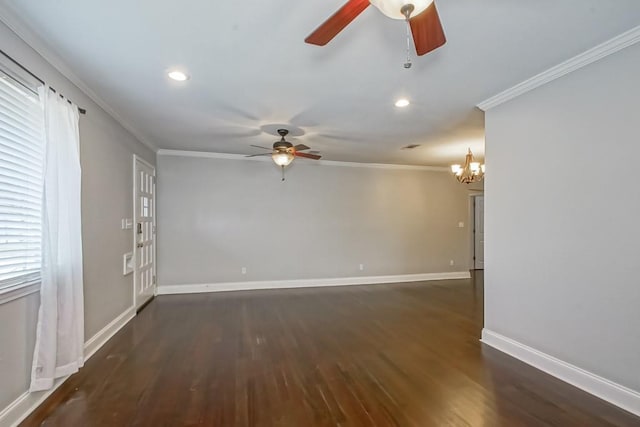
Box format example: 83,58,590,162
21,273,640,426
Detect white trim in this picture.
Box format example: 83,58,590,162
477,25,640,111
132,155,138,308
481,329,640,417
157,149,450,172
157,271,471,295
0,5,157,152
83,306,136,360
0,377,67,427
0,282,40,305
134,154,155,170
0,306,136,427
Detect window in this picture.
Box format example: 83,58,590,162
0,53,44,301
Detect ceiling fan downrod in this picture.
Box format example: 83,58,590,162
401,4,415,68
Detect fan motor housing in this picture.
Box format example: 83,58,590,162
274,141,293,150
274,129,293,150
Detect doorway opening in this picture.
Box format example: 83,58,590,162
472,194,484,270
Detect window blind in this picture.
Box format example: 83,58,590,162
0,69,44,291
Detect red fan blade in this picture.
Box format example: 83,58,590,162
295,152,321,160
305,0,370,46
410,2,446,56
294,144,311,151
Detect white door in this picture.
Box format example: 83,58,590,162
474,195,485,270
134,156,156,309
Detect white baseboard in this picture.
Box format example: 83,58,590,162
481,329,640,417
0,377,68,427
84,306,135,360
157,271,471,295
0,306,136,427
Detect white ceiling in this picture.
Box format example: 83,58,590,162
2,0,640,166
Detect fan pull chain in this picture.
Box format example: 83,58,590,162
281,166,285,181
404,19,412,69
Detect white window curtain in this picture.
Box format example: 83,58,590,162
30,86,84,392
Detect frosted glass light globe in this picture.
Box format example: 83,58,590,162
369,0,434,20
272,151,294,167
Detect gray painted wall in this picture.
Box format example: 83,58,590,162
0,21,156,412
485,42,640,392
157,155,472,287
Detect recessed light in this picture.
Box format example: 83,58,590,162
167,70,189,81
395,98,410,108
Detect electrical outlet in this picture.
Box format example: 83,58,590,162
241,267,247,275
359,264,364,271
450,260,454,266
458,222,464,228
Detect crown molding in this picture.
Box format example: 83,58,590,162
0,5,157,152
157,149,450,171
477,25,640,111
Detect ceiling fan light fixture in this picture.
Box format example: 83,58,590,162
370,0,434,19
272,151,295,167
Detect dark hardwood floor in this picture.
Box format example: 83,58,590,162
22,273,640,426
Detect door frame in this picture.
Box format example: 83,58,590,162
132,155,157,310
468,192,484,270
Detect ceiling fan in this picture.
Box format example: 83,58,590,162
305,0,446,67
247,129,321,181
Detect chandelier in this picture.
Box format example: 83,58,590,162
451,149,485,184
